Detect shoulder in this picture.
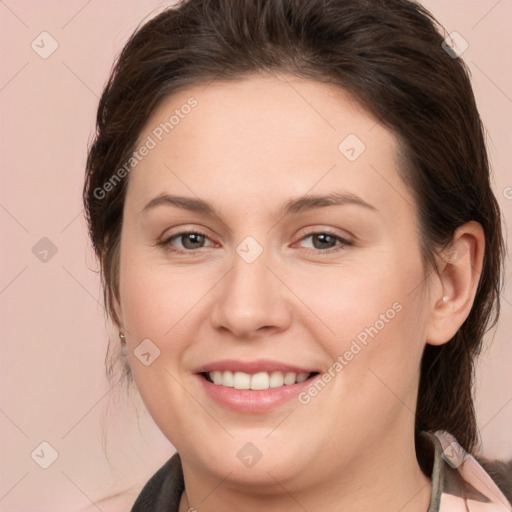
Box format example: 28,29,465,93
420,431,512,512
130,452,185,512
475,456,512,505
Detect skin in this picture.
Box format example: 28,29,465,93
116,72,484,512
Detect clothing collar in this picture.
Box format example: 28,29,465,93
423,430,512,511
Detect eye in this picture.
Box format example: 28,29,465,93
157,229,353,255
159,230,216,253
296,231,353,253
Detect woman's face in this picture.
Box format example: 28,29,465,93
118,73,433,490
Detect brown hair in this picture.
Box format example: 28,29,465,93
84,0,505,458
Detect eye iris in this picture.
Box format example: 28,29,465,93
313,233,336,249
182,233,204,249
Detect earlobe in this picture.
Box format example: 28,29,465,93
111,294,124,333
425,221,485,346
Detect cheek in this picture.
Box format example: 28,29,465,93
293,257,427,395
289,261,408,343
119,245,211,343
118,252,205,439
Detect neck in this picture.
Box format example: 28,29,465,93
178,430,432,512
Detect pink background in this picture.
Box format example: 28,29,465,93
1,1,511,510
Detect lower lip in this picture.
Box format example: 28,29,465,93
196,374,316,413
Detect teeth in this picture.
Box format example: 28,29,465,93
207,370,311,390
233,371,251,390
211,370,223,385
221,370,234,387
269,371,284,388
250,372,269,390
283,372,297,385
296,372,309,383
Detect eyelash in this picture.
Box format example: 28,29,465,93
158,229,353,255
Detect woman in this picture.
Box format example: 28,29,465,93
83,0,511,510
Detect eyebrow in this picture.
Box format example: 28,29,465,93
140,191,378,217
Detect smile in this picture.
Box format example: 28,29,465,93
202,370,317,390
195,367,321,413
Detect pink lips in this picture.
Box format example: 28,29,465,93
193,358,316,375
193,359,319,414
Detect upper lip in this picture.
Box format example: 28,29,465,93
193,359,317,375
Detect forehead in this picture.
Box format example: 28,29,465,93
140,72,384,154
125,73,413,220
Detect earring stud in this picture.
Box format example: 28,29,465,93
119,332,128,355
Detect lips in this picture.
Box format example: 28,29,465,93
193,358,317,375
193,359,321,413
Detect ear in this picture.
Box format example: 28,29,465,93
110,293,126,345
425,221,485,346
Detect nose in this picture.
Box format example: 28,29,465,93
210,247,292,340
